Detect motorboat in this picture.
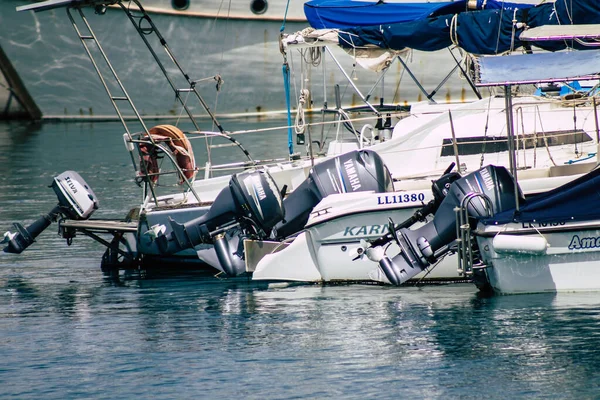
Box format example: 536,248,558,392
469,167,600,294
363,26,600,293
365,158,600,294
249,143,600,285
249,17,600,285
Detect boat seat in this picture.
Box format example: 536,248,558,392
548,162,596,178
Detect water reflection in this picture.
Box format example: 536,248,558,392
0,120,42,150
3,266,600,398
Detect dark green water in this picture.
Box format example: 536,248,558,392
1,121,600,399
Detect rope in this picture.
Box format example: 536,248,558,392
535,105,558,166
307,47,322,67
553,0,575,49
295,89,310,134
278,0,294,157
510,9,518,53
297,29,322,67
280,0,291,33
450,14,459,46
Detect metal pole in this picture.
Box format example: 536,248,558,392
448,48,482,100
396,55,435,104
504,85,519,211
448,110,461,172
324,46,380,116
593,97,600,164
320,46,326,154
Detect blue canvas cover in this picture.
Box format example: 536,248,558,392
304,0,527,30
483,167,600,225
305,0,462,30
330,0,600,54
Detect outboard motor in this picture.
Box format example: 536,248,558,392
368,165,523,285
155,169,284,276
2,171,98,254
272,149,393,239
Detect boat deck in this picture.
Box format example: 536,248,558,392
59,219,139,267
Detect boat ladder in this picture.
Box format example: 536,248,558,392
455,192,494,277
65,5,178,205
64,1,256,206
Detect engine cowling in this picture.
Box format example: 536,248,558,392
155,169,284,276
272,149,393,239
3,171,98,254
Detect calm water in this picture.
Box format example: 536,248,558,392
2,120,600,399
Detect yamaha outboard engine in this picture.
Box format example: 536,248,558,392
272,149,393,239
155,169,284,276
2,171,98,254
370,165,522,285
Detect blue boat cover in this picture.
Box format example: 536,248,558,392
483,167,600,225
304,0,526,30
312,0,600,55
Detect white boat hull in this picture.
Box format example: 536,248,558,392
251,190,461,283
476,222,600,294
249,162,596,284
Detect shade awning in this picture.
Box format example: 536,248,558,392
520,24,600,42
474,50,600,87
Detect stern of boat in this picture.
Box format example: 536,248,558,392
248,232,324,282
472,222,600,294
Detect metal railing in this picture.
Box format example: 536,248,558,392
455,192,494,277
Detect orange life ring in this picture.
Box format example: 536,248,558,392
139,125,196,184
